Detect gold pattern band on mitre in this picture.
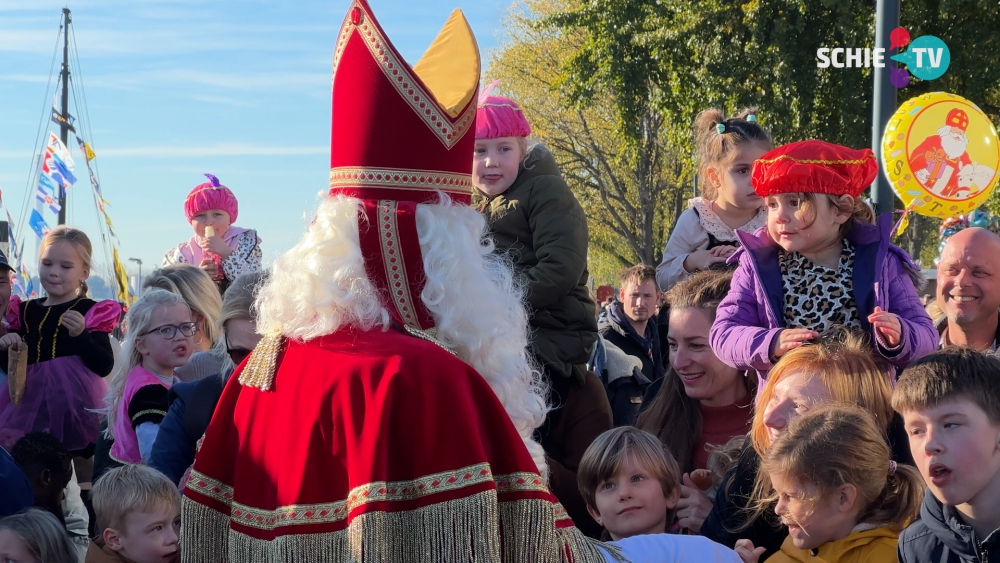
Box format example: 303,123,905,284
181,490,622,563
185,463,548,531
237,333,284,391
329,167,473,197
331,6,477,148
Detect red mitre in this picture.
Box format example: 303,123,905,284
328,0,479,332
752,140,878,198
946,108,969,131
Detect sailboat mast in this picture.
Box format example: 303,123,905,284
58,7,71,226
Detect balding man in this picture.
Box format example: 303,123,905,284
936,227,1000,351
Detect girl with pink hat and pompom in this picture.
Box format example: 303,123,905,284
163,174,262,293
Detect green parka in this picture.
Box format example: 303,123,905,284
473,145,598,383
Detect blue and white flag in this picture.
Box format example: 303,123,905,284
35,189,60,214
28,209,51,239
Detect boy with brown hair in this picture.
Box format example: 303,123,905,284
86,465,180,563
894,348,1000,563
578,426,682,541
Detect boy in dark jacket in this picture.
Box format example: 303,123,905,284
894,348,1000,563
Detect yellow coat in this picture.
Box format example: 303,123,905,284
764,526,900,563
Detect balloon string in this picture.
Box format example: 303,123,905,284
892,202,918,236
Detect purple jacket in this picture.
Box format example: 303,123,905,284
709,214,937,381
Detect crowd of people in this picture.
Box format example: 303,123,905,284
0,1,999,562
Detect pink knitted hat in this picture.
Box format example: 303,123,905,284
184,174,238,223
475,80,532,140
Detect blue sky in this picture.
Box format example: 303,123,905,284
0,0,507,282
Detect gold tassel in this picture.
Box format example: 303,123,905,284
180,492,622,563
238,333,284,390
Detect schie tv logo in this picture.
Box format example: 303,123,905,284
816,27,950,88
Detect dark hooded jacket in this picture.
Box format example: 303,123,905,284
898,489,1000,563
473,144,597,383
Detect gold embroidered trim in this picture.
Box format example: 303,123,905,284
181,489,615,563
328,167,472,196
755,154,875,166
377,201,420,329
332,3,476,148
237,333,284,390
130,409,167,422
402,325,457,356
186,464,547,531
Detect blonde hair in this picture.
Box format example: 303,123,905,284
143,264,223,347
257,194,550,477
694,107,772,201
751,331,894,454
39,225,93,297
0,508,78,563
103,289,190,439
92,464,181,532
578,427,681,523
213,271,268,382
754,405,924,531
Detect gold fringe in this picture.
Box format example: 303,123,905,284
238,333,284,390
181,491,623,563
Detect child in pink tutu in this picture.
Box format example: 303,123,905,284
162,174,262,294
0,226,121,457
100,289,195,471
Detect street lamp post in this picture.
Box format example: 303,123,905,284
128,258,143,290
871,0,900,216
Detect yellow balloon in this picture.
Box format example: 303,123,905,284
882,92,1000,219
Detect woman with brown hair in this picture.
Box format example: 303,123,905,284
700,331,899,561
637,269,756,532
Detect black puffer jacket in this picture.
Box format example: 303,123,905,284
598,301,664,385
898,489,1000,563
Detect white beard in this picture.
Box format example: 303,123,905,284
941,131,969,160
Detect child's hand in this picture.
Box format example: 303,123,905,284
773,328,819,358
199,258,223,281
868,306,902,348
683,249,726,272
676,473,714,534
61,310,86,337
199,235,233,258
735,539,765,563
0,333,23,351
709,245,738,259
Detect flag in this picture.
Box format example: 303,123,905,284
35,189,60,214
112,246,132,305
51,109,76,134
46,132,75,169
28,210,50,239
44,152,76,189
38,174,58,196
75,136,96,162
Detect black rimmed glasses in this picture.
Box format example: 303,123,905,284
140,322,199,339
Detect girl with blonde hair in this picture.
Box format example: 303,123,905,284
143,264,223,382
0,226,121,459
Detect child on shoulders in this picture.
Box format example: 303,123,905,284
87,464,180,563
656,108,771,291
163,174,262,294
710,140,937,382
894,348,1000,563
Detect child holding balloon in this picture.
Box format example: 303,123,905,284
655,108,771,291
709,140,937,382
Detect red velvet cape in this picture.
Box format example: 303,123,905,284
181,327,614,562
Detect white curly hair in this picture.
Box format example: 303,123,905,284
256,193,550,477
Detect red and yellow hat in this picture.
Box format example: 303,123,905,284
946,108,969,131
751,140,878,198
327,0,480,331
